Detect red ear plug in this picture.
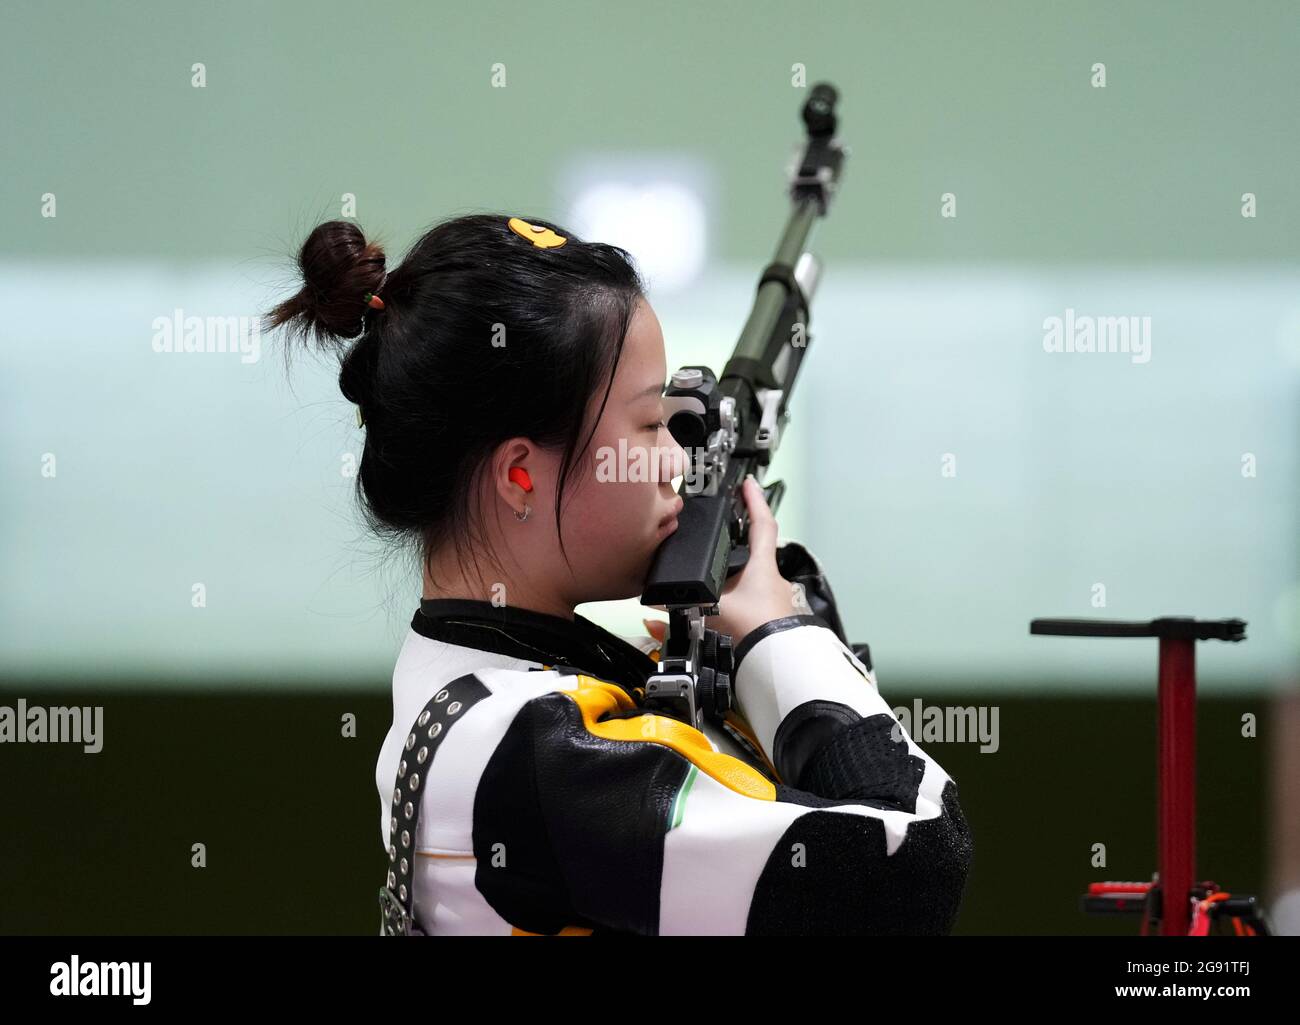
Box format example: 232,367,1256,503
509,467,534,492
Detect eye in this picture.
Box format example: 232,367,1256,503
646,419,666,432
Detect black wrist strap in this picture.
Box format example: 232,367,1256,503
378,673,491,936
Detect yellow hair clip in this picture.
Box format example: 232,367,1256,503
507,217,567,249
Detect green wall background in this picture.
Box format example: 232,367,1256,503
3,0,1297,689
5,0,1299,263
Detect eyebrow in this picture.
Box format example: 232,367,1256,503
632,380,667,401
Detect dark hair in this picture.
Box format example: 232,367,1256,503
265,213,647,591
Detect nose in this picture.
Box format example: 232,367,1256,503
658,433,689,487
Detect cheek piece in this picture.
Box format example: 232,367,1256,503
508,467,534,522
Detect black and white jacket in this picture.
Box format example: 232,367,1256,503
374,543,973,935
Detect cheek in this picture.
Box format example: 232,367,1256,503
567,474,655,540
572,430,662,522
560,460,664,591
556,462,657,571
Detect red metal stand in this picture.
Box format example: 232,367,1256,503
1029,616,1268,935
1157,635,1196,935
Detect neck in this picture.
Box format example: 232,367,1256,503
421,560,575,622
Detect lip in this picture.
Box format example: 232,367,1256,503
657,495,684,531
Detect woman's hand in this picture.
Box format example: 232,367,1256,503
702,475,801,646
642,475,800,649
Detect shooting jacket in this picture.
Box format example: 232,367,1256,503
374,541,973,935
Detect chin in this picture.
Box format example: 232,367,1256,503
624,550,657,594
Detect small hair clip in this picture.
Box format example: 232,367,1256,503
356,406,365,428
507,217,567,249
364,292,385,310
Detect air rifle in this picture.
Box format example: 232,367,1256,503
640,82,848,731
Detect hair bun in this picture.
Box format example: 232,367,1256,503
265,220,387,349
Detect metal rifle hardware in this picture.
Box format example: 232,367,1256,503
640,83,848,732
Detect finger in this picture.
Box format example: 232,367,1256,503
742,475,779,563
642,618,668,643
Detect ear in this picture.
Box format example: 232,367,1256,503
491,438,538,512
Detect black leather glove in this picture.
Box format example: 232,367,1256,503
774,539,873,673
